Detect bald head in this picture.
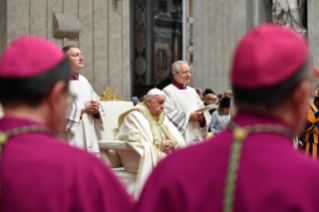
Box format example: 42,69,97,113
223,90,233,98
204,94,218,105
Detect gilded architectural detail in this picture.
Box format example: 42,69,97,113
100,87,123,101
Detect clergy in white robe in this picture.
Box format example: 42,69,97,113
163,61,211,145
116,88,186,198
63,46,105,156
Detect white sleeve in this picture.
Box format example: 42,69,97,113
65,101,83,134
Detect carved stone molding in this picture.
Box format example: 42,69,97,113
53,12,81,39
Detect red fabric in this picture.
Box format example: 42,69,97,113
231,24,308,89
199,117,206,128
314,68,319,77
135,111,319,212
1,117,133,212
70,73,80,81
172,80,187,90
0,36,65,78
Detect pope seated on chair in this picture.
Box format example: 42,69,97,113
116,88,186,198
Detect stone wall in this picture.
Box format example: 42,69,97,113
193,0,319,94
308,0,319,69
193,0,249,94
0,0,131,100
192,0,276,94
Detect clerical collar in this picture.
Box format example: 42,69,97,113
70,73,79,81
172,80,187,90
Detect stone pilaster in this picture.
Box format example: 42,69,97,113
308,0,319,69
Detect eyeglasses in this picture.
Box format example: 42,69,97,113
208,98,218,101
177,71,193,75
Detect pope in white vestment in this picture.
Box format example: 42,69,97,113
63,46,105,156
116,89,186,198
163,61,211,145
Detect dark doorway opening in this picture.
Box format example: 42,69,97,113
131,0,183,98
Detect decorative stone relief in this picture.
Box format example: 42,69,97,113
53,12,81,39
135,56,146,76
186,1,194,68
154,43,172,84
135,33,145,52
272,0,307,35
134,0,147,85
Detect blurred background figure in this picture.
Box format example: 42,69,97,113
204,93,218,115
209,97,231,133
314,96,319,109
203,88,215,97
301,82,319,159
195,87,203,100
223,88,233,98
139,94,146,102
131,96,140,106
217,94,223,104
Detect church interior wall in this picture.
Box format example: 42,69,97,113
193,0,248,95
0,0,318,99
308,0,319,70
192,0,313,95
0,0,7,55
0,0,131,100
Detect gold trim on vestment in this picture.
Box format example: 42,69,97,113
119,102,180,158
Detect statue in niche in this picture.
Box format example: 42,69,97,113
272,0,307,35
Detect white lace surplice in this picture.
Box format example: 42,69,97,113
163,84,211,145
65,75,105,156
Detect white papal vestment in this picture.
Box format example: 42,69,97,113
116,103,186,198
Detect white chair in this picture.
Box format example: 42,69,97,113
98,101,137,194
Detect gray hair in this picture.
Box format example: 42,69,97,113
144,95,156,103
144,94,166,103
172,61,189,73
62,45,77,55
144,88,165,103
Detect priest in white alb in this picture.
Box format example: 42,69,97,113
116,88,186,198
163,61,211,145
63,46,105,156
